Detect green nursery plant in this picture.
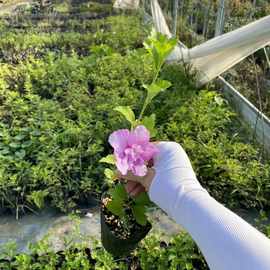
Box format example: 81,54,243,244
100,31,177,250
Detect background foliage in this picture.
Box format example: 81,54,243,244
0,6,270,215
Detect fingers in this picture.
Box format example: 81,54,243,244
125,181,138,193
125,182,145,197
130,184,145,196
120,168,155,191
117,170,144,184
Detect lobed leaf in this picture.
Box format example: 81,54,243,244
109,183,128,203
143,29,177,71
141,114,157,138
99,154,116,165
106,199,124,218
131,204,147,226
104,168,116,184
114,106,136,126
134,192,151,206
144,79,172,104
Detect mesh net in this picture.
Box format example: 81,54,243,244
114,0,270,85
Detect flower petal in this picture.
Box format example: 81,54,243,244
132,164,147,177
116,156,129,175
108,126,157,177
109,129,130,153
130,125,150,145
141,143,159,161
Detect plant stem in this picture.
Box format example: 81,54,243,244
138,67,161,120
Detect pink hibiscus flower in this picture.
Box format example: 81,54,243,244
109,125,158,177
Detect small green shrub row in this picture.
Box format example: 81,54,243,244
158,65,270,210
1,212,269,270
0,49,153,214
1,48,270,214
1,210,269,270
0,12,269,214
0,232,208,270
0,15,148,63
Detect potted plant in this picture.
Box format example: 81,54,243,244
100,30,177,257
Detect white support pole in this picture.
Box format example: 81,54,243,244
264,47,270,68
215,0,226,37
172,0,179,37
203,1,212,38
250,0,257,19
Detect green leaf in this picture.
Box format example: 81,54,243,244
9,142,20,149
104,168,116,184
141,114,157,138
114,106,136,127
106,199,124,217
104,168,115,179
106,184,128,217
144,79,172,104
214,96,224,106
14,134,26,141
131,205,147,226
99,154,115,165
21,141,32,148
31,130,41,137
91,44,115,57
134,192,151,206
143,30,177,71
27,190,49,209
15,150,26,159
109,183,128,203
0,148,10,155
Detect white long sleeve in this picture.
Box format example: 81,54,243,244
149,142,270,270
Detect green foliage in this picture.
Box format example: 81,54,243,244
0,5,269,218
0,232,209,270
27,190,49,209
142,79,172,113
0,35,153,214
107,183,128,217
131,204,147,226
134,192,151,205
103,32,176,227
143,30,177,74
106,183,151,226
157,64,270,210
0,15,148,63
104,168,117,185
0,209,269,270
132,193,152,226
137,233,208,270
100,155,116,165
114,106,136,128
141,114,157,137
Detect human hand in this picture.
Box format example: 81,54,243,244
117,167,155,196
118,141,200,197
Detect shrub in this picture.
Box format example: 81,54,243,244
158,65,270,209
0,232,208,270
0,49,153,214
0,15,148,63
0,11,269,216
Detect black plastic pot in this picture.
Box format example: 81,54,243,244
100,208,151,258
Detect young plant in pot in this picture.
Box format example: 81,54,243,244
100,31,177,257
